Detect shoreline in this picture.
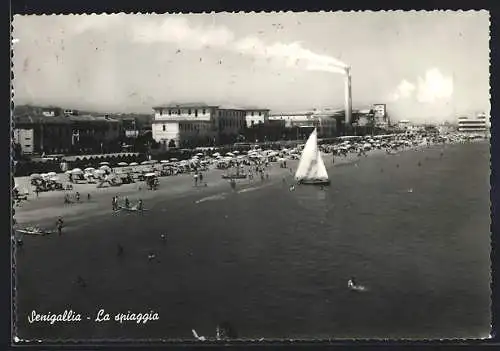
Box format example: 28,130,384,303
13,143,444,229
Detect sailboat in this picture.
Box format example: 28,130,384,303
294,128,330,185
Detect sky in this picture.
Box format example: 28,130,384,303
12,11,490,123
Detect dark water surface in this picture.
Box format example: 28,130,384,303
15,142,491,340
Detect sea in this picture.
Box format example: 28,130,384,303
14,141,491,341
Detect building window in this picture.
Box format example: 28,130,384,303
195,109,198,117
259,111,262,116
202,109,206,115
188,109,191,115
178,109,181,115
162,125,166,131
251,111,254,116
168,109,172,115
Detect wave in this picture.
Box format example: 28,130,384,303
195,193,228,204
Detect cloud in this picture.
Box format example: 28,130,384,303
390,79,416,101
130,16,347,74
390,68,453,103
416,68,453,103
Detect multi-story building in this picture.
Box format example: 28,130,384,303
13,106,122,155
269,110,337,138
12,128,35,154
244,109,270,128
373,103,389,127
122,118,140,138
458,114,489,133
151,103,248,148
269,112,315,128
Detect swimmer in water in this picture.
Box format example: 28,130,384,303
289,185,295,191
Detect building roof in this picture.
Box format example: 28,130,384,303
269,111,314,116
13,113,119,125
153,103,270,112
153,103,217,109
67,115,120,123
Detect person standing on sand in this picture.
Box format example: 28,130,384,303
87,193,91,201
75,192,80,202
194,173,198,187
57,217,64,236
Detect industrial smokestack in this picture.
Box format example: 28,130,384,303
344,66,352,125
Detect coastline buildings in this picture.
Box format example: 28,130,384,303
13,106,122,155
244,109,270,127
458,113,489,134
268,110,337,139
151,103,248,148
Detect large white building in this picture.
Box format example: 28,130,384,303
151,103,253,148
245,109,270,127
13,128,35,154
458,113,489,133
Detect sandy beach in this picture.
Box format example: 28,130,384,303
14,149,376,229
13,145,437,230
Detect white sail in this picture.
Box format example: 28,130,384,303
295,129,329,182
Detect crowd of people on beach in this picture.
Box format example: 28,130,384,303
13,131,484,246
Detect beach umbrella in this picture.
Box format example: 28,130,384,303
144,172,156,177
84,167,95,172
170,158,179,162
117,162,128,166
100,165,111,170
160,160,169,164
99,161,110,166
140,161,150,165
71,168,83,174
49,176,59,182
196,152,204,157
212,152,220,157
30,173,41,179
233,150,240,154
64,170,72,175
226,152,234,157
129,162,139,166
47,171,57,176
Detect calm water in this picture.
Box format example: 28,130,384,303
15,142,491,340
